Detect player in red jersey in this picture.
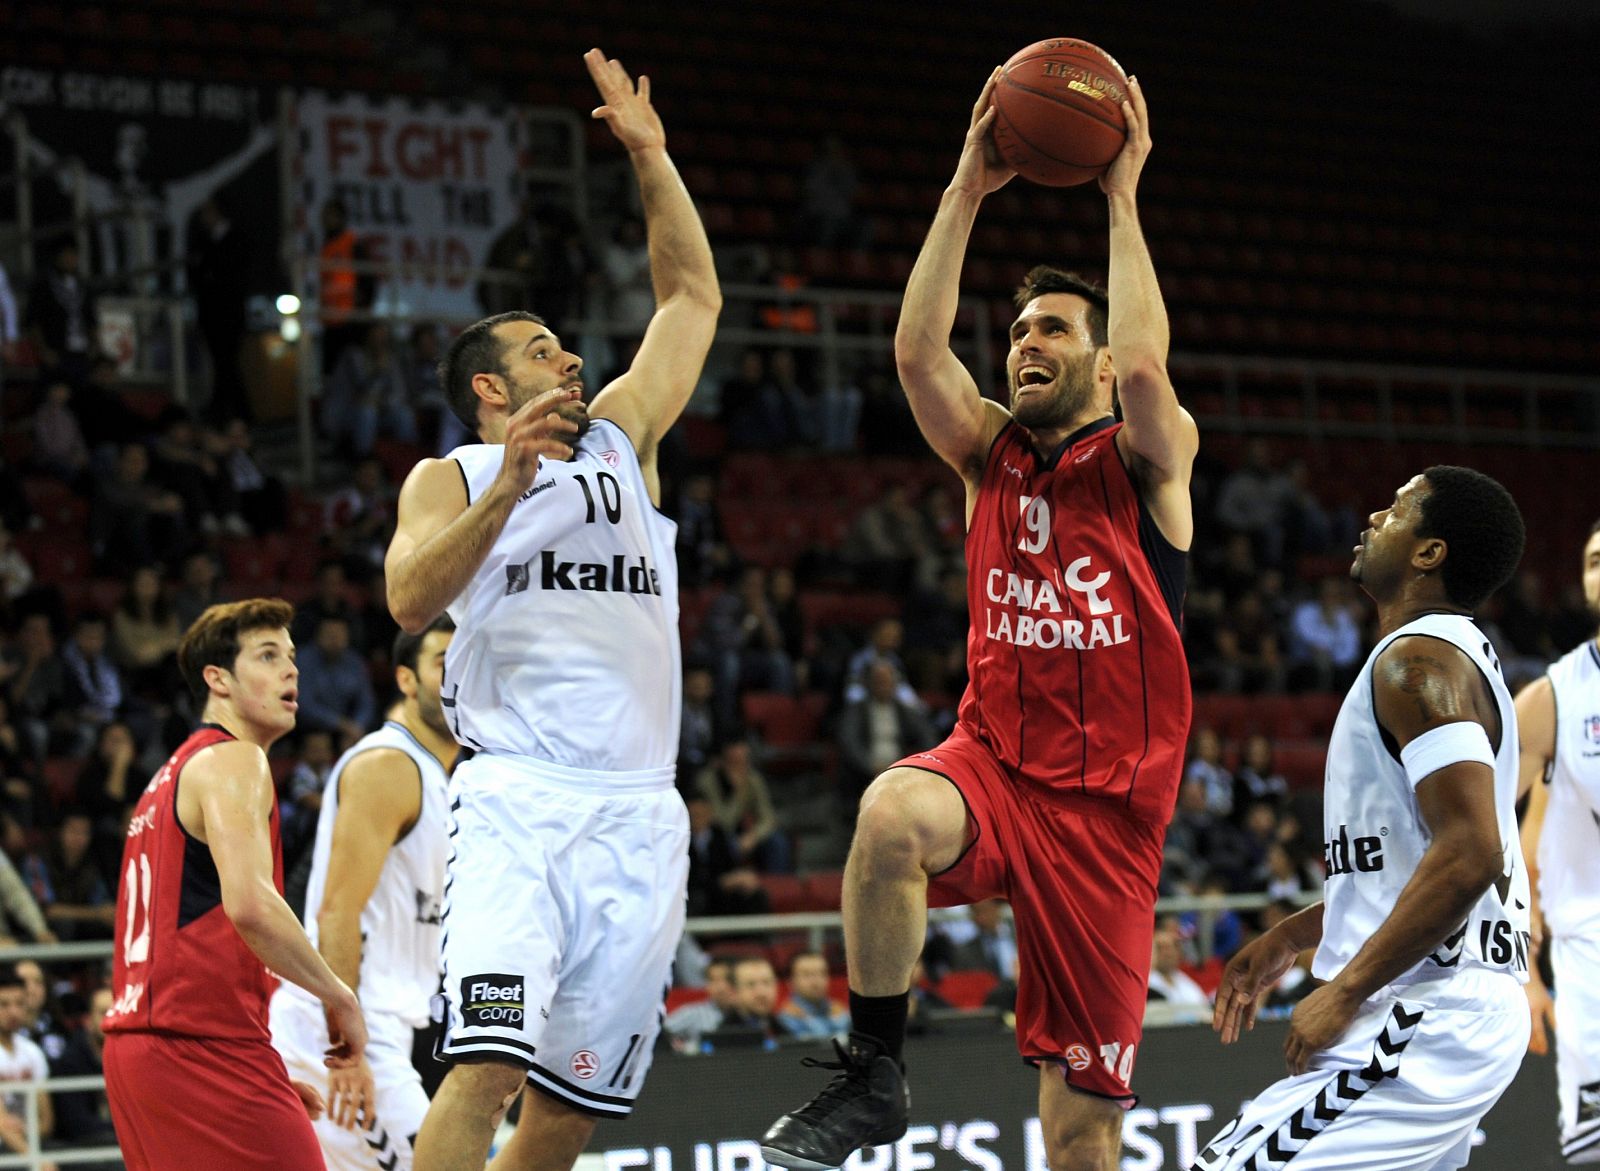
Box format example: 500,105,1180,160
764,72,1195,1171
104,598,370,1171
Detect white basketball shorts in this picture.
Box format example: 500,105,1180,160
1553,933,1600,1163
269,987,428,1171
1192,970,1529,1171
436,751,689,1119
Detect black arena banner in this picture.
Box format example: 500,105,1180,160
0,66,280,290
584,1022,1563,1170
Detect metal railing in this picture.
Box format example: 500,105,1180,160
0,888,1310,1168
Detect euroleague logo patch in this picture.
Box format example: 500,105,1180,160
460,973,524,1028
1585,714,1600,746
1064,1044,1093,1071
571,1050,601,1080
599,450,620,468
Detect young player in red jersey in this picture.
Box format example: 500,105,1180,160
104,598,370,1171
764,72,1195,1171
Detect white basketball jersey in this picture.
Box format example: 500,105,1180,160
295,721,451,1027
1539,639,1600,938
1314,613,1531,986
443,419,681,776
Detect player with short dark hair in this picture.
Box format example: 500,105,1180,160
387,50,720,1171
764,70,1194,1171
105,598,368,1171
1514,518,1600,1164
1198,467,1530,1171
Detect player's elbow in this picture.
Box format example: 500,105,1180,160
223,890,272,938
893,328,940,376
388,591,434,636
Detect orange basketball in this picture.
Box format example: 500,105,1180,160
991,38,1130,187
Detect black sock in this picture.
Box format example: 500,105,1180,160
849,990,909,1062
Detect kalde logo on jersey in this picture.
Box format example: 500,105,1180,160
461,973,525,1028
1323,824,1385,875
504,551,661,597
982,565,1131,651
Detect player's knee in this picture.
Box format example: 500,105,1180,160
856,769,963,866
1044,1119,1121,1171
446,1058,527,1116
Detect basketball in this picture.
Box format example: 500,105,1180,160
991,38,1130,187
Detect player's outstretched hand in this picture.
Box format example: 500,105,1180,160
291,1079,325,1122
328,1054,376,1131
586,48,665,154
1526,976,1558,1056
1099,76,1151,199
499,385,584,491
952,67,1015,199
1284,981,1361,1076
1212,928,1298,1045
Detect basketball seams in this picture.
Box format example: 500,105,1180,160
998,75,1128,137
993,102,1105,179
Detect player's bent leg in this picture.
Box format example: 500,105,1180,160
761,768,966,1170
844,767,971,995
487,1086,599,1171
414,1057,528,1171
1038,1067,1124,1171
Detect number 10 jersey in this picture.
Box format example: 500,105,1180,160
105,724,282,1040
443,419,682,777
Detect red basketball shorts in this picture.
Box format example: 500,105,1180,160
900,725,1166,1104
105,1031,325,1171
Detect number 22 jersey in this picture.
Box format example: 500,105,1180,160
106,724,283,1040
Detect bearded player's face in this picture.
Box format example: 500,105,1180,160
494,320,590,452
1006,293,1105,432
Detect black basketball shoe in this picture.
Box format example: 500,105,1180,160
760,1033,910,1170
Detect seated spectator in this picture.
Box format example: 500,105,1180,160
148,408,247,538
293,561,365,654
1261,842,1308,900
216,418,288,534
1288,577,1364,692
0,963,51,1153
716,956,781,1041
844,484,927,592
324,456,396,572
696,739,791,874
777,951,850,1039
721,349,786,450
1232,733,1290,816
295,616,376,750
1232,800,1284,891
172,550,226,631
766,568,809,691
58,614,125,752
1146,917,1209,1005
15,959,66,1062
685,796,769,917
664,956,737,1053
837,661,936,802
4,614,68,759
1184,727,1233,819
45,985,117,1152
0,697,38,829
674,473,732,588
109,565,181,697
700,567,795,721
678,665,725,787
1214,439,1292,567
281,728,336,873
25,240,96,389
1215,591,1287,694
23,811,113,941
29,382,89,484
842,618,920,708
72,721,139,876
322,322,417,457
90,443,187,574
0,525,33,630
903,567,968,699
933,899,1018,983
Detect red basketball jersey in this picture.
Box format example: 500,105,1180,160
105,725,282,1040
957,418,1192,823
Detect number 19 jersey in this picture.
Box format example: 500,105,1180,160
105,725,282,1040
443,419,681,776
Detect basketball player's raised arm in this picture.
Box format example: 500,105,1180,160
386,386,579,633
1514,675,1558,1054
186,741,367,1065
894,69,1014,475
1101,79,1197,544
1284,638,1508,1072
583,49,720,491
